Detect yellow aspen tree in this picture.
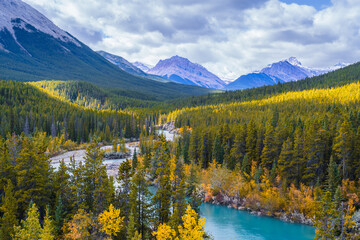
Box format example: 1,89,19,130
178,205,205,240
65,209,91,240
98,204,124,240
152,223,177,240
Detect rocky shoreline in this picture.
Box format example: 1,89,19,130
103,151,131,160
201,191,314,225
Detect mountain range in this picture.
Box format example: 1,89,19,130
225,57,349,90
96,51,170,83
103,52,350,91
99,52,226,89
0,0,213,100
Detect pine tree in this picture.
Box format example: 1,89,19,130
51,116,56,137
314,191,336,240
13,202,42,240
260,121,277,170
129,164,152,238
200,131,211,169
127,211,137,240
230,125,247,169
212,132,224,165
15,135,51,218
117,159,134,225
0,139,15,196
23,116,30,135
54,196,64,237
326,156,341,196
278,138,294,183
83,140,110,213
246,120,257,164
132,149,138,170
241,154,251,176
333,119,353,179
0,180,18,240
53,159,72,218
170,158,187,236
152,137,172,226
40,207,55,240
292,128,305,187
303,120,326,186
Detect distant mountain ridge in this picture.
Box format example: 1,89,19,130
225,57,350,90
97,51,169,83
146,56,226,89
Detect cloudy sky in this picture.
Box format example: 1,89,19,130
23,0,360,80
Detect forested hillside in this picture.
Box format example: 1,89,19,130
164,61,360,109
166,81,360,238
30,81,158,110
0,80,146,142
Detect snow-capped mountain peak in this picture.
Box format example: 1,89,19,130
286,57,302,66
0,0,80,47
226,57,352,91
147,56,225,89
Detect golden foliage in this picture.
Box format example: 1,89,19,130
98,204,124,239
178,205,205,240
152,223,177,240
64,209,91,240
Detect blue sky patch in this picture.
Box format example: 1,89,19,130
281,0,332,10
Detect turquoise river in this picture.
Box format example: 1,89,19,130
200,202,315,240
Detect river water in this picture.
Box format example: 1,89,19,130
201,203,315,240
50,130,315,240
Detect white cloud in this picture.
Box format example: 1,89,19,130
23,0,360,80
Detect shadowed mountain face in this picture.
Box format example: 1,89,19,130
225,73,283,91
0,0,213,100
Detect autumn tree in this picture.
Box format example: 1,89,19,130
65,209,92,240
98,204,124,240
178,205,205,240
13,202,42,240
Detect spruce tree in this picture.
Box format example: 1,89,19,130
327,156,341,196
333,119,353,179
260,121,277,170
40,207,55,240
129,164,152,238
212,132,224,165
241,154,251,176
246,120,257,164
152,137,172,226
0,180,18,240
278,138,294,183
132,149,138,170
13,202,42,240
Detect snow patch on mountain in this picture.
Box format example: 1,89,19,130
0,0,80,46
147,56,225,89
97,51,145,76
132,62,153,72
